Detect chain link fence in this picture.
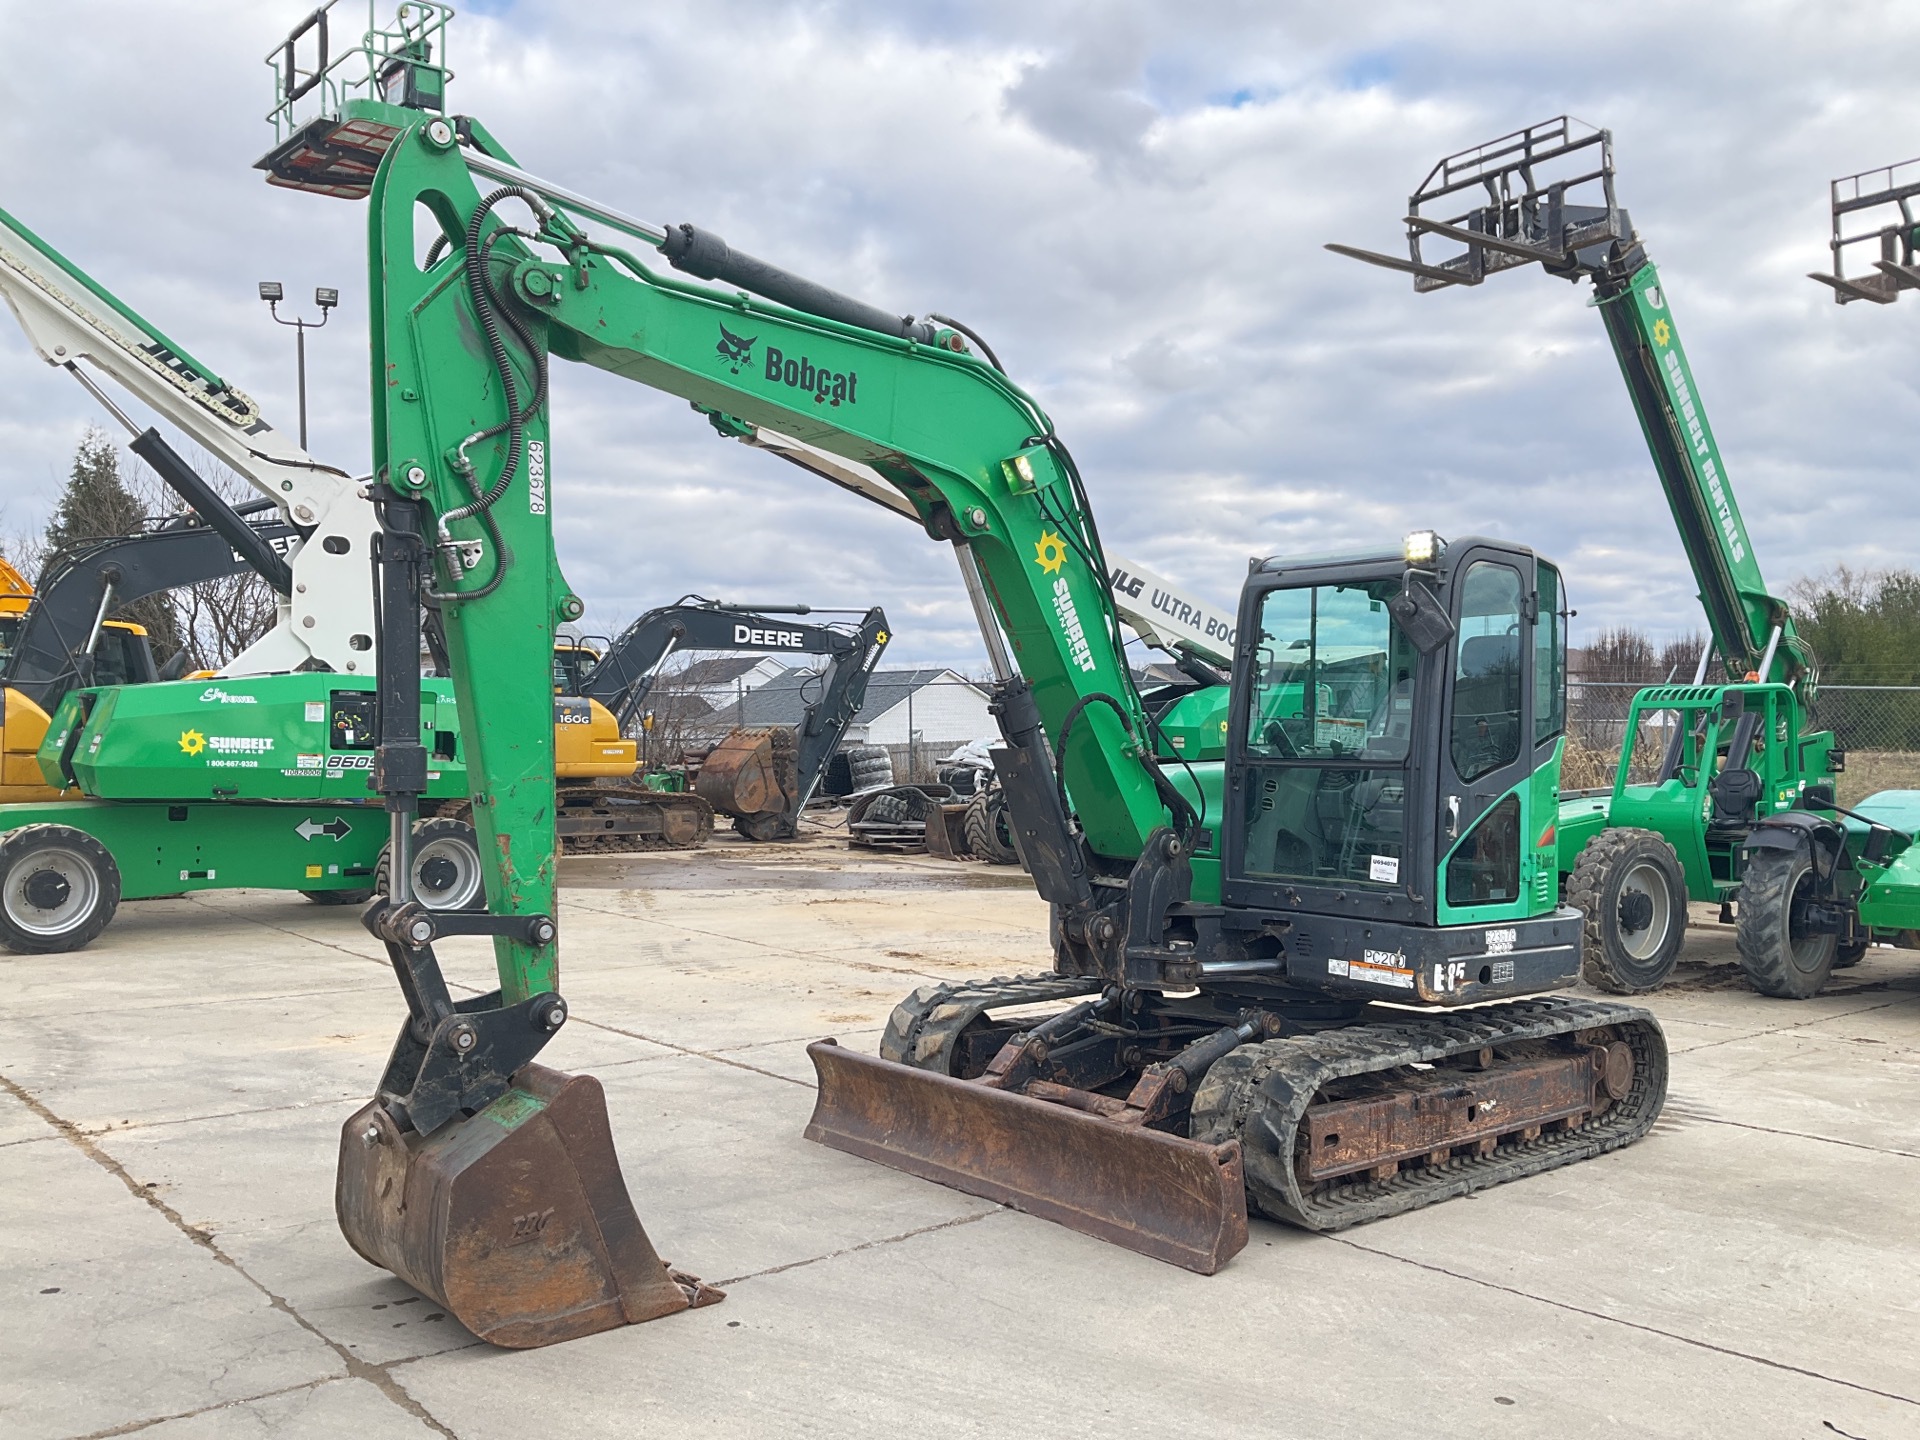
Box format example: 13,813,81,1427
1566,680,1920,804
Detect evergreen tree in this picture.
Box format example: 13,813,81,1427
41,427,184,664
44,427,147,554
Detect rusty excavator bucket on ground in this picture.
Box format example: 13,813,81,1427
338,1063,722,1348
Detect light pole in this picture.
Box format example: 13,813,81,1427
258,282,337,450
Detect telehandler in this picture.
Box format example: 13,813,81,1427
247,3,1667,1341
1332,117,1918,1000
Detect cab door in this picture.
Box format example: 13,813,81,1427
1435,547,1540,929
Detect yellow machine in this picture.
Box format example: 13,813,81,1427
0,554,156,804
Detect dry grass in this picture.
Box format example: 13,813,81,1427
1838,750,1920,807
1559,735,1619,791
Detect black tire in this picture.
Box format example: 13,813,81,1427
375,817,485,912
1835,938,1869,969
964,790,1019,864
0,824,122,955
864,790,926,825
1566,828,1688,994
301,887,375,906
846,745,894,789
1737,846,1839,999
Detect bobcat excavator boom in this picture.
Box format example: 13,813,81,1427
256,8,1661,1334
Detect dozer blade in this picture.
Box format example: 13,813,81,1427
338,1064,721,1348
805,1040,1247,1274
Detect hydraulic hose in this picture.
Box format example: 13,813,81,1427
1056,692,1201,842
429,185,556,600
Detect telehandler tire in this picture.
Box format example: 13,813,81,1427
0,824,122,954
301,887,375,906
1566,828,1687,994
375,817,485,913
1736,846,1838,999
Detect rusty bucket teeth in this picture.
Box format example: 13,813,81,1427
337,1064,721,1349
804,1040,1247,1274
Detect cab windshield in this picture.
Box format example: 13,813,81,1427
1245,579,1415,763
1239,577,1417,890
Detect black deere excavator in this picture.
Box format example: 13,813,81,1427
555,597,889,842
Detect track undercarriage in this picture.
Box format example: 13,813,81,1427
555,779,714,854
808,975,1667,1271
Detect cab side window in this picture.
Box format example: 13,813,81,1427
1451,562,1523,782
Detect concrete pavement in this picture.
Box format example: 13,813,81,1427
2,839,1915,1438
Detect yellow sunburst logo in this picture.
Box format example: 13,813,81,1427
1033,531,1069,575
1651,318,1672,347
178,729,206,756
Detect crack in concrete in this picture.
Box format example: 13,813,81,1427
0,1071,462,1440
565,1014,816,1088
78,1092,370,1139
711,1208,1001,1287
1330,1234,1920,1409
1661,1100,1920,1160
1671,995,1920,1056
65,1376,339,1439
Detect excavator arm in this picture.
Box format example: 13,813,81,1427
367,117,1182,917
1330,117,1810,696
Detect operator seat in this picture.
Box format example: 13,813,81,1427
1708,709,1764,829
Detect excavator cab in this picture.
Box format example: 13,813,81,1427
1224,533,1576,989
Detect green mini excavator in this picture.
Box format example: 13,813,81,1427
247,5,1667,1341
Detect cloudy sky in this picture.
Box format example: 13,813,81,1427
4,0,1918,671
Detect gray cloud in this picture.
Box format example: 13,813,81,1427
3,0,1919,672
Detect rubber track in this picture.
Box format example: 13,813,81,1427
879,972,1103,1071
559,793,715,855
1190,995,1667,1231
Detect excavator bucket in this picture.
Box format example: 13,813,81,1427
805,1041,1247,1274
693,728,792,820
337,1064,721,1348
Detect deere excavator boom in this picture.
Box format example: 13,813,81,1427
1330,117,1808,697
3,503,296,715
565,597,890,840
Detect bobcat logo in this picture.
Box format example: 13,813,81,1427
716,323,757,374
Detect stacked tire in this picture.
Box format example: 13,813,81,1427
844,745,894,792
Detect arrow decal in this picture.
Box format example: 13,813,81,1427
296,817,353,841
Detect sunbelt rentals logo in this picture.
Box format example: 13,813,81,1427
1033,531,1096,674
